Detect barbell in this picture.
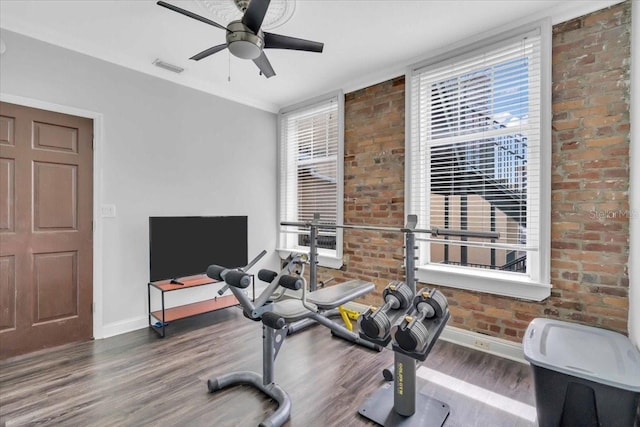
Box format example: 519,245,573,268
280,214,499,240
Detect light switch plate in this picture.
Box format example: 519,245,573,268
101,204,116,218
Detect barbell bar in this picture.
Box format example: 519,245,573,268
280,215,499,240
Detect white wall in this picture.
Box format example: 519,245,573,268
0,29,279,338
629,0,639,350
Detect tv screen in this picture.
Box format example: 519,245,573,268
149,216,248,282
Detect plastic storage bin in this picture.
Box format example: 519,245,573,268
523,318,640,427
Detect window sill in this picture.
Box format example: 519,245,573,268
416,264,551,301
276,248,344,270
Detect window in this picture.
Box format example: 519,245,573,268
278,93,344,268
407,20,551,300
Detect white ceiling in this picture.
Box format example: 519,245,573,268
0,0,622,113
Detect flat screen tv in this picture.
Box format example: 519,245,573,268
149,216,248,282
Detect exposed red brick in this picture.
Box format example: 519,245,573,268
311,1,630,344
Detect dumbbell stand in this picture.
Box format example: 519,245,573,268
358,311,450,427
359,224,449,427
358,375,449,427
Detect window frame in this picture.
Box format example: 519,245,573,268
277,91,345,269
405,19,552,301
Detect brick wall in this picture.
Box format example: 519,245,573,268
549,1,631,333
316,1,631,342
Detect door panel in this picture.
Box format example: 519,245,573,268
0,255,16,332
33,251,78,323
0,158,15,231
0,115,15,145
34,162,77,230
0,102,93,359
33,121,79,153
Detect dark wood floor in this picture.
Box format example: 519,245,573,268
0,307,537,427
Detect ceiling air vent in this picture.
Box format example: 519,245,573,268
153,59,184,74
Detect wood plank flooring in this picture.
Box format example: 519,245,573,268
1,307,537,427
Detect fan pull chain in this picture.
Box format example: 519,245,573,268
228,50,231,82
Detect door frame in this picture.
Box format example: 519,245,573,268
1,93,105,339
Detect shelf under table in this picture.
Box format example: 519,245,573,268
150,294,239,323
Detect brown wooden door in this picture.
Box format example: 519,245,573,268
0,102,93,359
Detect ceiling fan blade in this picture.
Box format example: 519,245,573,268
242,0,271,33
190,44,227,61
263,32,324,53
157,1,227,31
253,51,275,78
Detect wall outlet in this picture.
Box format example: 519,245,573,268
474,338,491,351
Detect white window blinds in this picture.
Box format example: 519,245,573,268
408,29,542,274
279,95,342,252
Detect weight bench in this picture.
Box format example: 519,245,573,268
269,257,380,349
204,254,380,427
283,280,376,338
270,280,380,351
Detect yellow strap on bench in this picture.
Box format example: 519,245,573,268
337,306,353,331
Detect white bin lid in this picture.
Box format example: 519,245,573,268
523,318,640,392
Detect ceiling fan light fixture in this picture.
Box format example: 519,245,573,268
228,40,261,59
226,21,264,59
159,0,322,78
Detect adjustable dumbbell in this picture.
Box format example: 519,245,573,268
392,288,448,353
358,281,414,340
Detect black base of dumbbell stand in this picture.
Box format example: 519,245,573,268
358,331,392,348
358,382,449,427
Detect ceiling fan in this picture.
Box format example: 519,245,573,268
157,0,324,78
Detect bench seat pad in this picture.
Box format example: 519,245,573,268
306,280,374,310
271,299,317,322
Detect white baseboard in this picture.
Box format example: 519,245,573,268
97,304,527,365
347,302,526,364
99,316,148,339
439,325,526,364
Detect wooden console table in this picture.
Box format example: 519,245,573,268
147,275,240,337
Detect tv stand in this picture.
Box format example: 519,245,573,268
147,275,244,338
